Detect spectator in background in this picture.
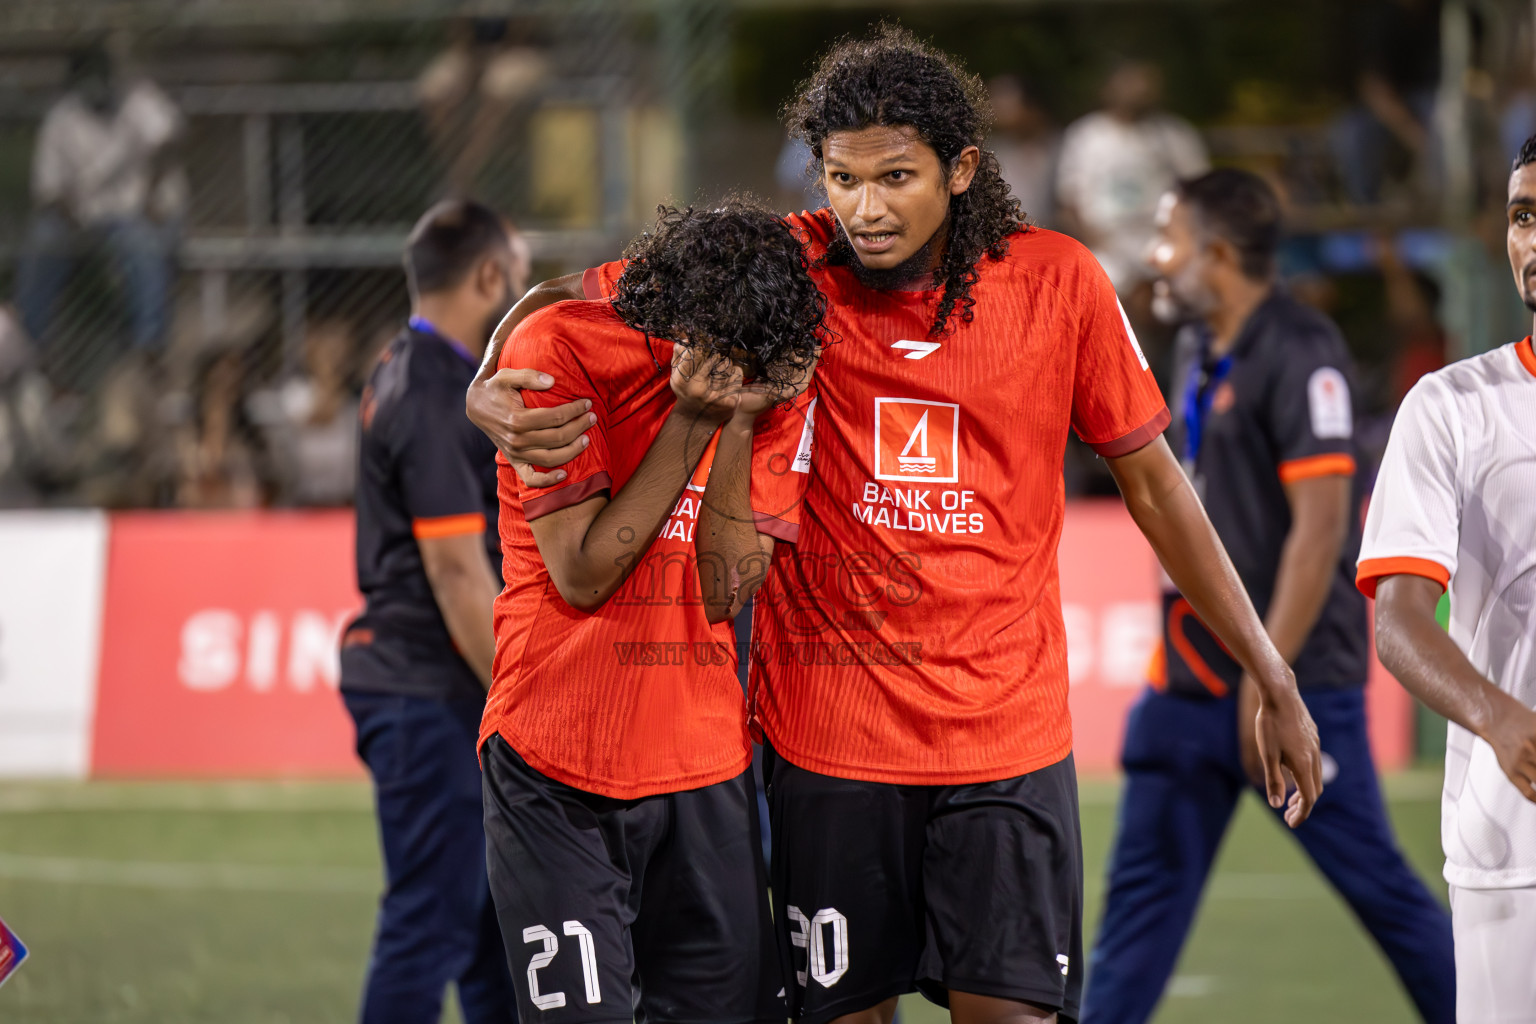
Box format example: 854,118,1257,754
418,18,547,195
988,73,1060,228
1377,239,1448,403
248,319,362,507
1056,59,1208,297
15,43,186,356
175,345,268,509
1330,0,1442,206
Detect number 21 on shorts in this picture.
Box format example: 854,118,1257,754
523,921,600,1010
787,906,849,988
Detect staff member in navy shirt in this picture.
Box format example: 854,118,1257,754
340,199,528,1024
1081,170,1454,1024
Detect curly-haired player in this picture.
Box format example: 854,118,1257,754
468,26,1322,1024
477,197,821,1024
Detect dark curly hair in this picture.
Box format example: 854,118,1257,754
783,23,1026,337
611,197,826,394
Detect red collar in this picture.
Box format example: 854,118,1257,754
1519,336,1536,379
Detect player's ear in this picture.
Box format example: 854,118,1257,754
948,145,981,195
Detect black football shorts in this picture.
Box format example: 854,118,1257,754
764,746,1083,1024
481,734,786,1024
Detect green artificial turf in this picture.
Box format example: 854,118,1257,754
0,773,1446,1023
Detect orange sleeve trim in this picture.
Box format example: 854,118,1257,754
1088,405,1172,458
412,513,487,540
1518,336,1536,379
753,510,800,545
1356,556,1450,599
1278,453,1357,483
521,472,612,521
581,266,602,301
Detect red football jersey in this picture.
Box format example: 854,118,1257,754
478,299,815,799
584,210,1169,784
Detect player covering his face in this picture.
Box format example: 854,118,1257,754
477,197,824,1024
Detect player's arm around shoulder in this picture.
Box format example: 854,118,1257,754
466,272,594,480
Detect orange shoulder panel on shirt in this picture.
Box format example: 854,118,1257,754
1518,335,1536,378
1356,556,1451,599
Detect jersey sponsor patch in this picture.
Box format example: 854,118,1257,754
1307,366,1353,439
873,398,959,484
1116,298,1150,371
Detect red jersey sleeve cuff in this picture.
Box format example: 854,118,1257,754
1087,406,1171,458
521,472,612,521
581,266,603,301
1356,556,1451,599
753,510,800,545
1279,453,1357,483
412,513,486,539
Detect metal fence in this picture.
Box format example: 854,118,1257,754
0,1,734,508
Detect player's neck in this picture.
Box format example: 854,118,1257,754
412,296,488,360
1205,276,1273,358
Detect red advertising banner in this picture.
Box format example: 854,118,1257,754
85,504,1410,777
92,511,363,777
1060,500,1412,772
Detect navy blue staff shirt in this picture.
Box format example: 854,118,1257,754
340,323,500,700
1158,290,1369,697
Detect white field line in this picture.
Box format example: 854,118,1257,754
0,784,372,814
0,853,379,893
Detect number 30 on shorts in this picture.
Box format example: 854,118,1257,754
522,921,600,1010
786,906,849,988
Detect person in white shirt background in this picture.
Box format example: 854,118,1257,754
14,41,186,356
1360,133,1536,1024
1055,59,1208,299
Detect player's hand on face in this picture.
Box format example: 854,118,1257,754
728,350,821,425
466,367,596,487
1253,674,1323,827
1485,700,1536,804
671,346,746,424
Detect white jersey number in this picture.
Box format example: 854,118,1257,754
522,920,602,1011
787,905,850,988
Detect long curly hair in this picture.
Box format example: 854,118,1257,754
783,24,1026,337
611,197,826,394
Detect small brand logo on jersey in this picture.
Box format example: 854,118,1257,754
891,339,941,360
1212,380,1236,415
874,398,959,483
1057,954,1070,976
1307,366,1353,439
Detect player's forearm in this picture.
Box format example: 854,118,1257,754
1264,511,1347,665
1375,575,1512,742
557,409,717,610
1109,440,1292,698
427,561,501,689
696,418,770,624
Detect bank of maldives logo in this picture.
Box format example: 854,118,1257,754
874,398,959,483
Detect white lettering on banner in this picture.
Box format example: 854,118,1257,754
1060,600,1159,688
178,609,351,694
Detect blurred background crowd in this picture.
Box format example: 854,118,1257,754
0,0,1530,508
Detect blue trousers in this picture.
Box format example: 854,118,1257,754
1081,686,1454,1024
344,692,518,1024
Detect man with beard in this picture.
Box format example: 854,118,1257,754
339,199,527,1024
1081,169,1453,1024
466,29,1322,1024
1362,136,1536,1024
